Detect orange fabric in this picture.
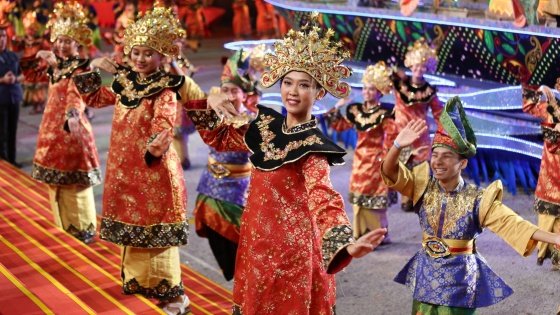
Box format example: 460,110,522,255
233,154,351,314
522,97,560,205
33,69,100,178
350,116,398,196
232,0,252,38
394,83,443,164
255,0,276,37
177,1,206,38
85,87,187,227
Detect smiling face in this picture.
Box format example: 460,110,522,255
280,71,324,118
54,35,79,58
130,46,163,75
430,146,467,185
362,83,382,103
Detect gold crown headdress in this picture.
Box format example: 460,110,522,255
404,37,437,72
260,12,352,98
47,2,92,47
361,61,394,95
248,44,267,73
123,5,186,57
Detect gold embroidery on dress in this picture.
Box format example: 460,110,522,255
256,114,324,161
423,180,481,236
349,105,384,128
115,69,173,101
51,59,83,82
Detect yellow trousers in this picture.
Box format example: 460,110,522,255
121,246,184,301
352,204,389,240
537,214,560,268
47,185,96,243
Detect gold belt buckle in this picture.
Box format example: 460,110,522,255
422,236,451,259
208,163,231,179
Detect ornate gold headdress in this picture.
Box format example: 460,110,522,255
404,37,437,72
260,12,352,99
47,2,92,47
123,6,186,57
361,61,394,95
248,44,267,73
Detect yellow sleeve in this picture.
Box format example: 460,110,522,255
178,76,206,104
380,161,430,205
479,180,539,257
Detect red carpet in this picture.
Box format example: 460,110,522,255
0,160,232,314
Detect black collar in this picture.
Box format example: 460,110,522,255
245,105,346,171
346,102,394,131
395,77,437,105
47,56,89,83
111,65,185,108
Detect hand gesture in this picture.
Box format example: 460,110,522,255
1,71,15,84
207,91,238,119
90,57,118,74
36,50,57,67
147,129,173,157
395,120,427,148
67,117,83,142
346,228,387,258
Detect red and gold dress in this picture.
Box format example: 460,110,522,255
393,77,443,165
31,56,101,242
232,0,252,39
78,66,195,299
346,102,398,238
190,104,355,314
32,57,101,187
522,87,560,268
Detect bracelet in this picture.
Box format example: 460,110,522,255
393,140,402,149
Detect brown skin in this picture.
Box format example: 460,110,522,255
221,82,247,111
410,63,427,86
361,82,383,111
383,119,560,249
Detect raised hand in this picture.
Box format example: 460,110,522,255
346,228,387,258
90,57,118,74
147,129,173,157
206,91,239,119
395,120,427,148
36,50,57,67
67,117,83,143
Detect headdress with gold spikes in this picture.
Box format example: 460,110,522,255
47,2,92,47
123,5,186,58
361,61,394,95
260,12,352,99
404,37,437,72
248,43,267,73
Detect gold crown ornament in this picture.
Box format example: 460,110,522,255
404,37,437,72
47,2,92,47
260,12,352,99
361,61,394,95
123,5,186,58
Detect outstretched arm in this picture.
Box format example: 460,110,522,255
532,230,560,250
382,119,427,183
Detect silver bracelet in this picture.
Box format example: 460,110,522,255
393,140,402,149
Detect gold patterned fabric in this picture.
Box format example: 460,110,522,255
32,62,101,187
82,85,188,248
111,65,185,108
245,105,346,171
